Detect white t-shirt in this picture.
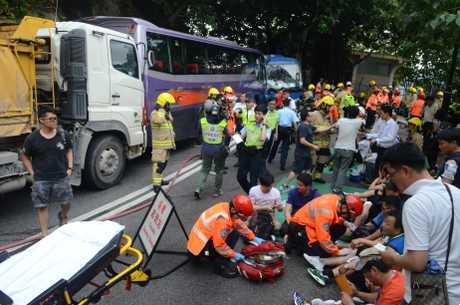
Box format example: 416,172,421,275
334,118,364,151
249,185,281,210
402,179,460,305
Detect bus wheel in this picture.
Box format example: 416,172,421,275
85,135,126,189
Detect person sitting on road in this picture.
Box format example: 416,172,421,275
248,172,283,240
187,194,264,278
341,259,404,305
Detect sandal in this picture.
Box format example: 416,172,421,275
58,211,68,226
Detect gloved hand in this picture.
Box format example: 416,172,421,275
234,252,245,262
252,237,265,245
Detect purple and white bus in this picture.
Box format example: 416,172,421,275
81,16,266,141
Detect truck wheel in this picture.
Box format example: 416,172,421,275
85,135,126,189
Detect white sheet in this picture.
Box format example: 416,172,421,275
0,221,125,305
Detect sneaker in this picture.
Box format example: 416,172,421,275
213,189,223,197
306,267,329,287
303,253,324,272
194,190,201,200
293,291,310,305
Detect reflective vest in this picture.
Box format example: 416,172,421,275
187,202,255,257
291,194,342,256
265,110,279,130
245,123,265,149
392,96,401,108
151,108,175,149
200,117,227,144
241,109,256,126
410,99,425,117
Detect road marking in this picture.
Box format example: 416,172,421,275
76,143,236,221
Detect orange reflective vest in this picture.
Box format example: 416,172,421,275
379,93,389,104
410,99,425,117
366,94,378,111
291,194,342,256
187,202,255,257
392,96,401,108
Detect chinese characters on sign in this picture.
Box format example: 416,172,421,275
139,191,173,256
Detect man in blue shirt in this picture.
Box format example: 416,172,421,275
284,173,321,221
268,98,299,170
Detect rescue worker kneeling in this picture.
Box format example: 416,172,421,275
187,195,264,278
286,194,363,258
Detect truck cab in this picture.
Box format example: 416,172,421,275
35,22,145,189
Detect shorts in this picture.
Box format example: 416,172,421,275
31,177,73,208
293,154,312,174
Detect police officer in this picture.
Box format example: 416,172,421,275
151,92,176,192
194,104,228,199
237,105,268,194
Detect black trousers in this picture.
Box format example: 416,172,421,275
237,149,265,194
365,109,376,129
190,230,239,272
286,222,346,258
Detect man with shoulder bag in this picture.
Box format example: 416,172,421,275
380,143,460,305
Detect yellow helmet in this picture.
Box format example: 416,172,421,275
320,96,335,106
308,83,315,90
324,83,332,90
223,86,234,94
408,117,422,127
337,82,344,89
369,80,376,87
437,91,444,97
359,91,366,98
156,92,176,107
408,86,417,94
208,87,219,97
417,87,424,93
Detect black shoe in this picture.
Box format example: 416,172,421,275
216,262,239,278
161,180,169,186
313,178,326,183
194,191,200,200
153,185,161,193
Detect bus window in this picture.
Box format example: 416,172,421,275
207,46,226,74
184,40,207,74
170,38,185,74
227,50,242,74
146,32,170,73
110,40,139,79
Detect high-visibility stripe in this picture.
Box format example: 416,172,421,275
200,211,229,229
192,227,209,244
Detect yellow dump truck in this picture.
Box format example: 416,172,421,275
0,16,145,194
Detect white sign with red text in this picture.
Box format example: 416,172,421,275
139,191,173,256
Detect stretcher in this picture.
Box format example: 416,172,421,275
0,221,149,305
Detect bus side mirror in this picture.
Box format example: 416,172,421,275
147,50,155,69
295,72,301,81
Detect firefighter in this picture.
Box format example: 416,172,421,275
187,194,264,278
194,104,228,199
286,194,363,257
410,91,425,118
310,96,334,183
151,92,176,192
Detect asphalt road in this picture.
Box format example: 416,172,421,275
1,142,353,305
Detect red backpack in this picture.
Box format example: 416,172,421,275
236,241,285,282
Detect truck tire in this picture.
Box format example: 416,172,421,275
85,135,126,189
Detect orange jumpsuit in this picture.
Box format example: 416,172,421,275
410,98,425,118
366,94,378,111
290,194,342,255
187,202,255,257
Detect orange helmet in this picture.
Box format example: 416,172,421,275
232,195,254,217
345,195,363,216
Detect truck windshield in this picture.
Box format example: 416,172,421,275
267,63,301,89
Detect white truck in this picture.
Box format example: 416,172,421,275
0,17,145,194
